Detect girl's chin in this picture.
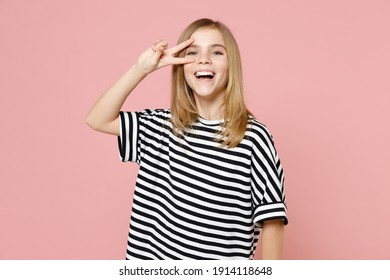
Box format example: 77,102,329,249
194,91,214,96
193,90,225,99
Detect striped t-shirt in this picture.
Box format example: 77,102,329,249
118,109,287,260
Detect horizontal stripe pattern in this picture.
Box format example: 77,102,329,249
118,109,288,260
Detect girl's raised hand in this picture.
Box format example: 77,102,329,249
136,38,195,75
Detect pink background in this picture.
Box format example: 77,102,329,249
1,0,389,259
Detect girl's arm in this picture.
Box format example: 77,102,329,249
85,64,146,135
260,220,285,259
85,38,195,136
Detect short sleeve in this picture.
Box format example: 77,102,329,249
118,111,140,163
250,124,288,227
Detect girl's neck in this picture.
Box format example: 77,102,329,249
194,94,224,121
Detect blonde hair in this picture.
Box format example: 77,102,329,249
171,18,251,148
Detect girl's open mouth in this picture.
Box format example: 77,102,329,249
194,71,215,80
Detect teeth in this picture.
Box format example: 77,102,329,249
195,71,215,78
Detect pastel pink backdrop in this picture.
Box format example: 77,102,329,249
1,0,389,259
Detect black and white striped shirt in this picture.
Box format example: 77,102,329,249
118,109,287,260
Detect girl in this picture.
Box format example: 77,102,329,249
86,18,287,260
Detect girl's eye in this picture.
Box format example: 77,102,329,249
212,51,223,55
186,51,197,56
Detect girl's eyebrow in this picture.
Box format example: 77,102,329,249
188,44,226,50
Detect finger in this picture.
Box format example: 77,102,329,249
169,57,195,65
152,39,167,51
151,39,160,51
151,41,170,64
151,47,164,64
169,38,195,54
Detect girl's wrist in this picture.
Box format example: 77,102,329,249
132,63,149,79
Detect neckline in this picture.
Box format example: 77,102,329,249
198,115,224,126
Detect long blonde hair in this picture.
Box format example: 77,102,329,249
171,18,250,148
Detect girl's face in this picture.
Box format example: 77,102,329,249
184,28,228,101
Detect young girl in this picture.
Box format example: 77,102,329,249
86,18,288,260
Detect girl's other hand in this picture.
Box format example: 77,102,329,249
136,38,195,75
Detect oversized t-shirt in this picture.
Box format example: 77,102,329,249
118,109,287,260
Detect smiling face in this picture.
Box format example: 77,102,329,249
183,27,229,102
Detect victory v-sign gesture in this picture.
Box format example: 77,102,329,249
85,38,195,135
137,38,195,75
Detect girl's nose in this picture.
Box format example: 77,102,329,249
197,53,211,64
